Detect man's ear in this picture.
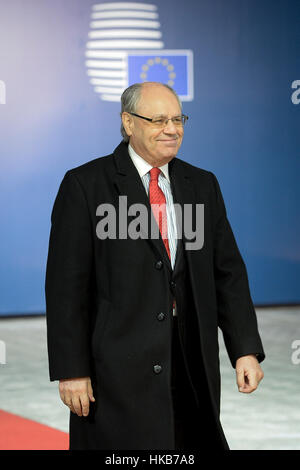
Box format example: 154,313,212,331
122,112,133,138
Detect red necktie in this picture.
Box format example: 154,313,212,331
149,167,171,260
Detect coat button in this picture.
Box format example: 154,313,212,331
153,364,162,374
155,260,163,270
157,312,165,321
170,281,176,289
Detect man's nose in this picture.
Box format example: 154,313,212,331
163,119,178,133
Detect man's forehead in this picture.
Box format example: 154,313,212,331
138,84,180,112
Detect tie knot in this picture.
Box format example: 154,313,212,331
150,167,161,182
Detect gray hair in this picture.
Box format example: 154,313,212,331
120,82,182,142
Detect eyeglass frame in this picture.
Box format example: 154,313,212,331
128,112,189,127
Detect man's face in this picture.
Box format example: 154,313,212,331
123,84,184,166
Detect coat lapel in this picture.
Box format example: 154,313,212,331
168,157,197,271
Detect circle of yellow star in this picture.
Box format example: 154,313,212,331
139,57,176,86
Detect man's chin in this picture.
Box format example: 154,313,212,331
162,146,180,160
157,153,177,165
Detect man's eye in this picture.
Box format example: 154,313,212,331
153,118,165,125
173,117,182,123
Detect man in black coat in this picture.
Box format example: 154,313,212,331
45,81,265,450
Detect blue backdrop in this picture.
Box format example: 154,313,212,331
0,0,299,315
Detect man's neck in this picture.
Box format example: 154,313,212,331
128,142,174,168
128,144,170,182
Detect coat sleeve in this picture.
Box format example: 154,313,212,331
45,171,94,381
210,172,265,368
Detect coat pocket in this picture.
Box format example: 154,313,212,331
91,298,111,359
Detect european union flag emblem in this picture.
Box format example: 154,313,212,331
127,50,193,101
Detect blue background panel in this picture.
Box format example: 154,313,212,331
0,0,299,315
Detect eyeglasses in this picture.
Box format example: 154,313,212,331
129,112,189,128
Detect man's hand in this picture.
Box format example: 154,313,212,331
59,377,95,417
235,354,264,393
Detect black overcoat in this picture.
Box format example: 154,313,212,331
45,141,265,450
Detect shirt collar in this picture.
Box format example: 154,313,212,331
128,144,170,182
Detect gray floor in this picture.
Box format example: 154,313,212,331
0,307,300,450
